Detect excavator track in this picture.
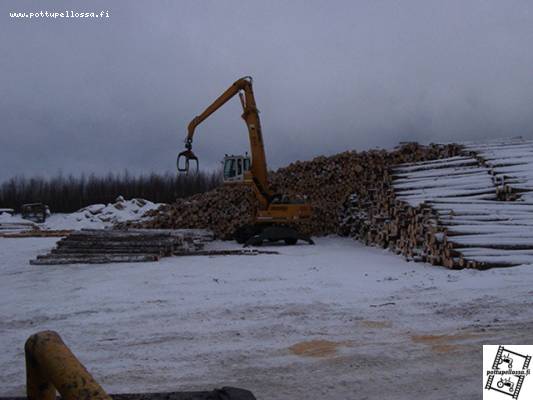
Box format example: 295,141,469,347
235,224,314,246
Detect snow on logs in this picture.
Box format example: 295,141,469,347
122,139,533,269
384,138,533,269
127,143,462,240
462,138,533,201
128,185,259,239
30,229,214,265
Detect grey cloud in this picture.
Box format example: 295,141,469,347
1,0,533,181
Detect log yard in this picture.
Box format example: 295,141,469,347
2,2,533,400
3,137,533,400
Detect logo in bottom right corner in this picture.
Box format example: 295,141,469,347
484,345,532,399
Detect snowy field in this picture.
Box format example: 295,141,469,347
0,197,161,232
1,236,533,399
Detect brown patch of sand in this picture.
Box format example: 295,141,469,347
289,340,348,358
411,332,484,353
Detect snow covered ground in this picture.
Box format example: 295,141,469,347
0,197,162,232
1,236,533,399
44,197,162,230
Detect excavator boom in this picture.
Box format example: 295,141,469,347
178,77,270,197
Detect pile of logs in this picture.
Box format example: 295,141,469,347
463,138,533,201
292,142,533,271
130,143,462,239
348,139,533,269
270,142,462,236
122,139,533,269
125,185,258,239
354,155,499,268
423,199,533,268
30,229,214,265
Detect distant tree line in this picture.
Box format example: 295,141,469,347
0,170,222,213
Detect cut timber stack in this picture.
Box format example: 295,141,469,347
30,229,213,265
128,139,533,269
367,138,533,269
131,143,462,239
125,185,258,239
124,139,533,269
271,143,462,236
463,138,533,201
425,200,533,268
385,155,499,268
393,156,497,206
337,155,491,262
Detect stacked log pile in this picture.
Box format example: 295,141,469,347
380,156,497,268
423,200,533,268
463,138,533,201
123,138,533,269
118,138,533,269
125,185,258,239
270,143,462,237
30,229,214,265
380,139,533,269
129,143,461,239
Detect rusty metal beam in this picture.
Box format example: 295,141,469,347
25,330,111,400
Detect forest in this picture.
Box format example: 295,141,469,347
0,171,221,213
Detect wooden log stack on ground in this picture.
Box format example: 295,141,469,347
343,138,533,269
130,143,462,241
127,139,533,269
271,143,462,237
30,229,214,265
462,138,533,201
124,185,258,239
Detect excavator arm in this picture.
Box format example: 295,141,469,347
177,76,270,196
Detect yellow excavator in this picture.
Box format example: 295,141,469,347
177,76,313,246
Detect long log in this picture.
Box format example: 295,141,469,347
56,240,179,248
30,254,160,265
51,248,166,255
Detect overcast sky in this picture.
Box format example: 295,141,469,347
2,0,533,181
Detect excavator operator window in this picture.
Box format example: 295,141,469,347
224,158,236,179
223,155,251,182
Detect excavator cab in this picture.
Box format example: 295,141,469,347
223,154,251,183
